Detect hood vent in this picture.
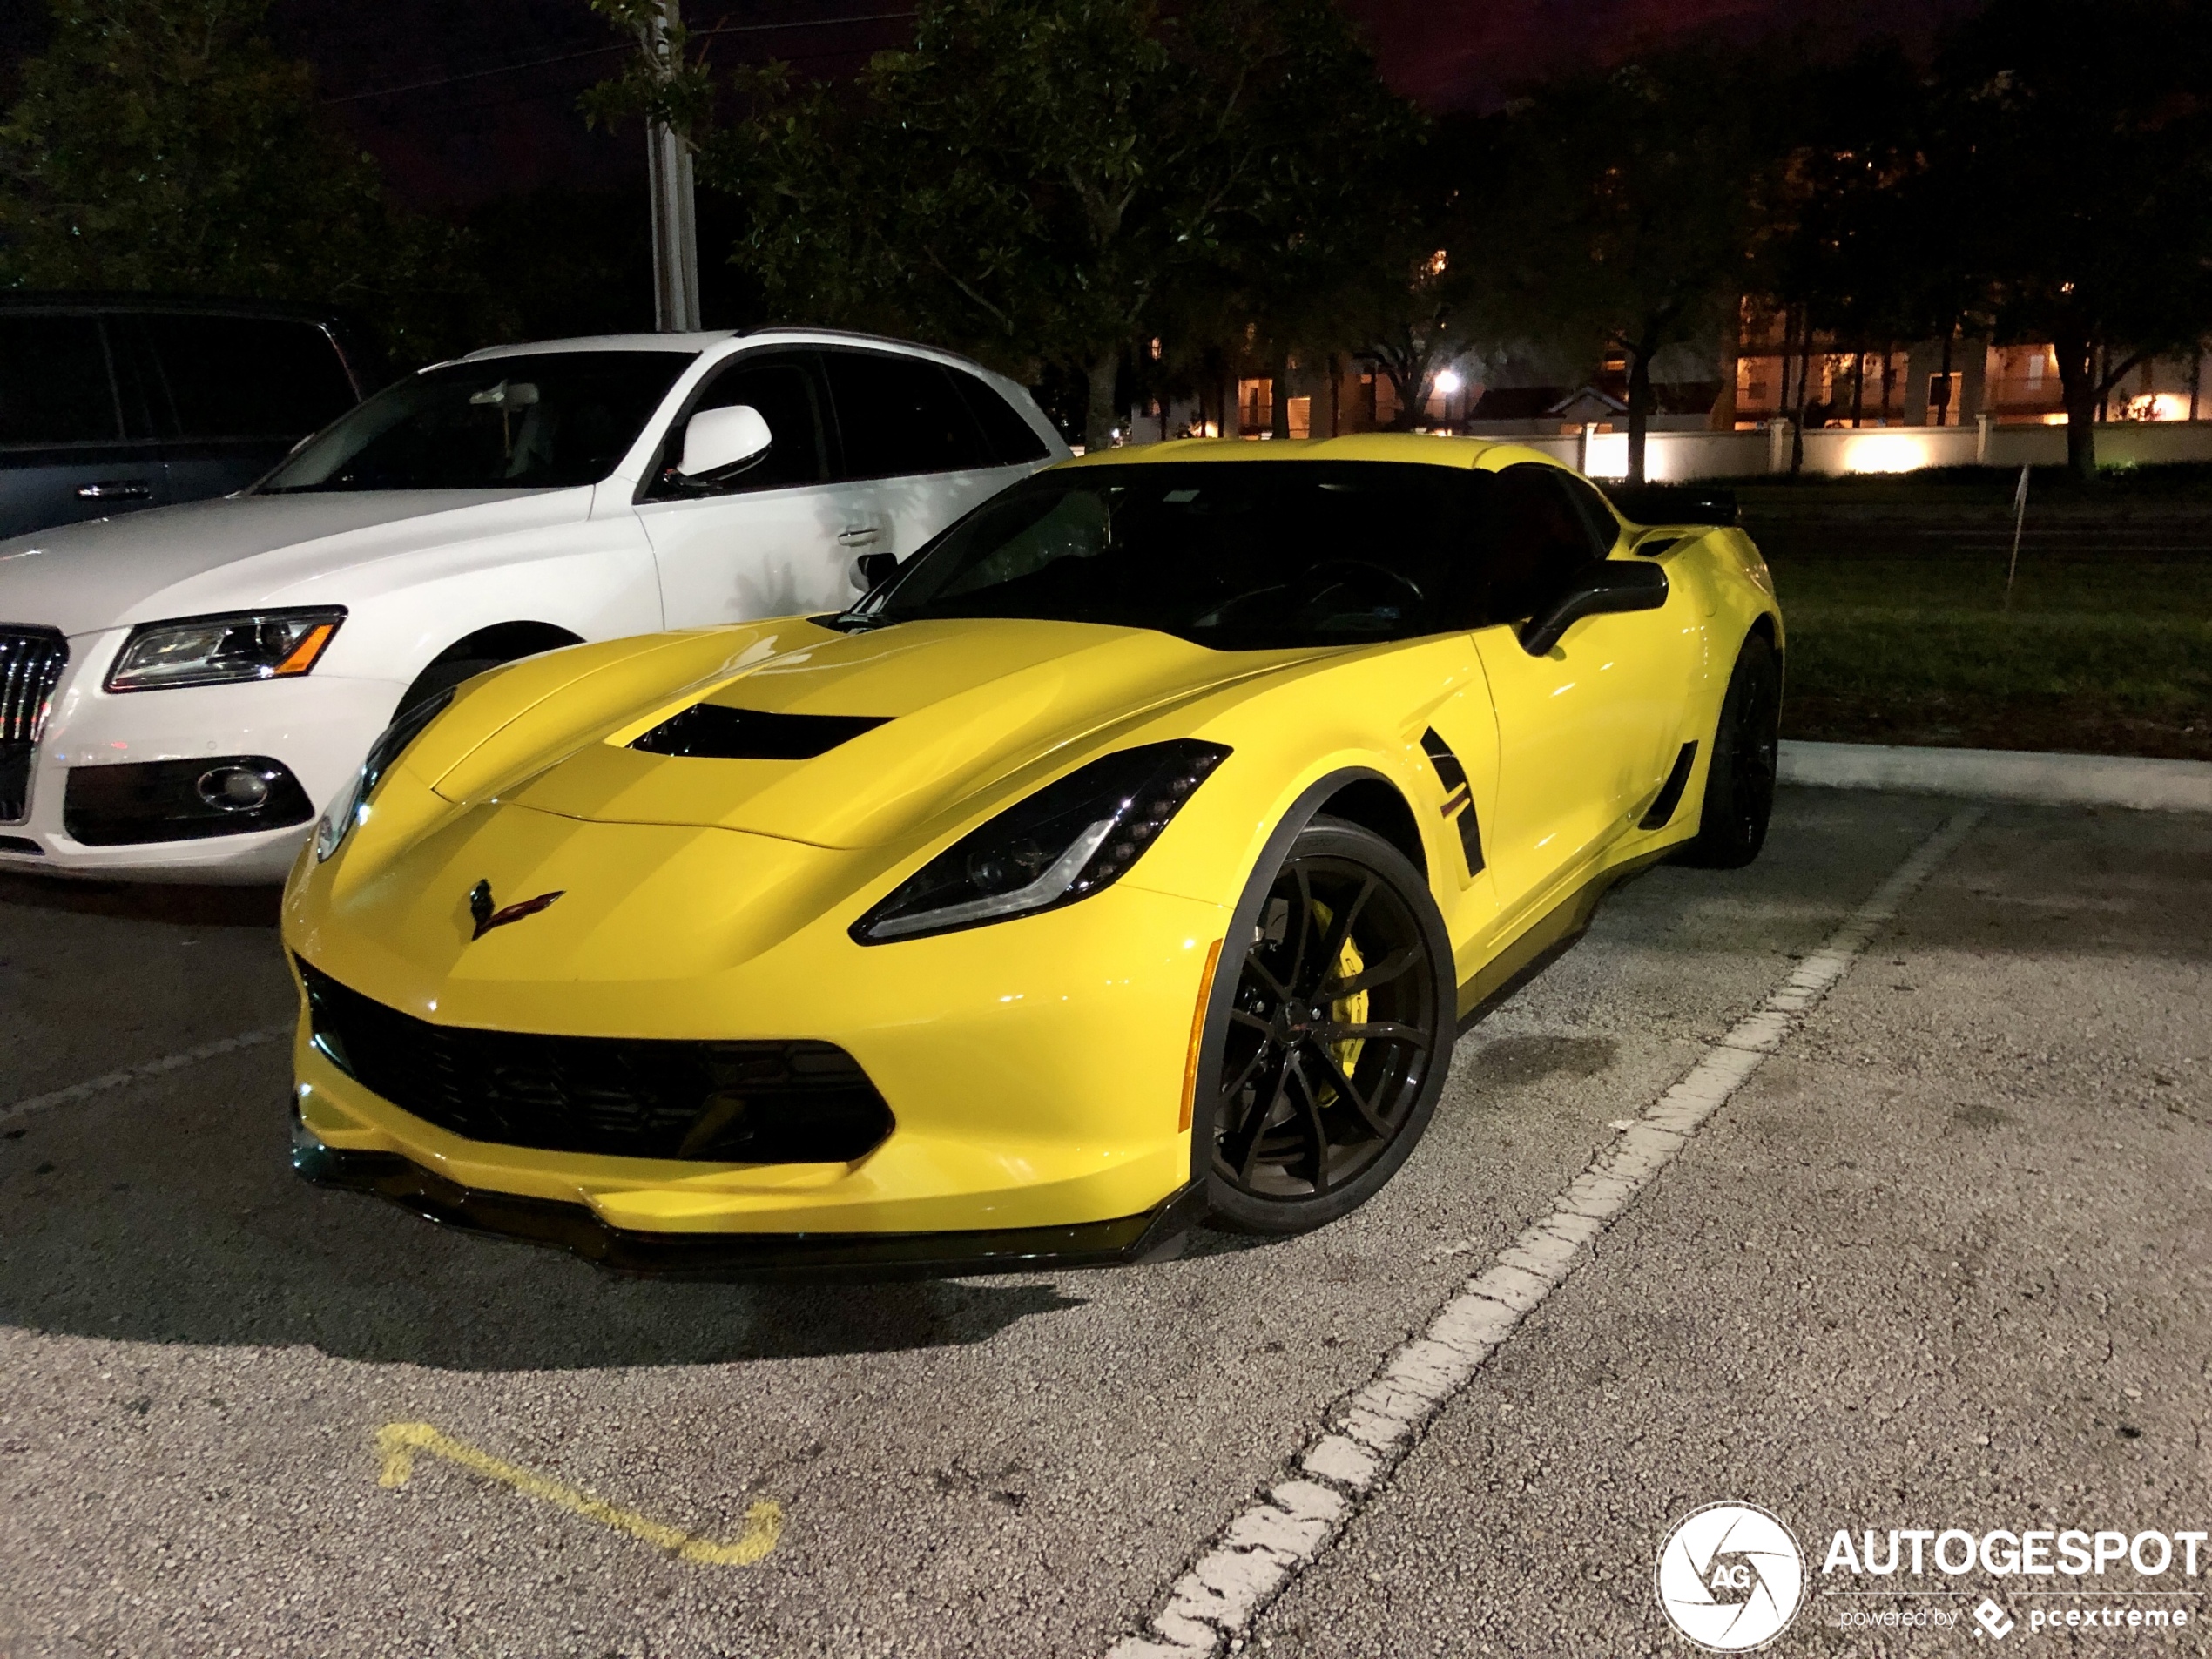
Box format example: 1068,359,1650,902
630,704,889,760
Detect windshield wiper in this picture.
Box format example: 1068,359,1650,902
816,609,893,634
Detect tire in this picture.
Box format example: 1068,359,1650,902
1679,630,1781,870
1196,818,1456,1235
396,655,506,717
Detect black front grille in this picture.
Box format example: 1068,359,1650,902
299,961,894,1164
0,626,68,823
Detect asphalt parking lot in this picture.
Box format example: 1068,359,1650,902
1,787,2206,1658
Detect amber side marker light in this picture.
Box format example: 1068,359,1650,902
1179,936,1225,1133
273,623,338,676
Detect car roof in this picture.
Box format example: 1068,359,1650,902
0,290,354,325
457,327,1010,382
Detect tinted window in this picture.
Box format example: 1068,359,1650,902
142,316,358,441
948,368,1051,464
1487,464,1608,622
854,462,1494,650
260,351,691,492
0,317,120,446
823,351,992,479
651,353,828,497
1555,470,1625,556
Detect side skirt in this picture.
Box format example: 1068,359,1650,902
1454,846,1672,1033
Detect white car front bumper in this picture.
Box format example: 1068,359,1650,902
0,629,405,883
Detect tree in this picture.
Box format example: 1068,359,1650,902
1461,46,1781,483
0,0,467,362
1930,0,2212,479
1747,45,1972,466
702,0,1413,449
1205,2,1426,435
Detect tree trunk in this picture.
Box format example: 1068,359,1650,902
1270,353,1291,441
1851,349,1865,428
1386,361,1423,431
1084,349,1120,453
1328,352,1342,438
1625,344,1653,486
2051,327,2100,481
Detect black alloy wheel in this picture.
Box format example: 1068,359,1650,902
1680,630,1781,869
1198,819,1454,1234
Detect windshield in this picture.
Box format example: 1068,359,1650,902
260,350,694,492
851,461,1502,649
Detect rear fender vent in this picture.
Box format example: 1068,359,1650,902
1419,727,1485,877
631,705,888,760
1639,741,1699,830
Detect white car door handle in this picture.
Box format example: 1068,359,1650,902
836,525,882,545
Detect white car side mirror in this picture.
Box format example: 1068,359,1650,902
679,404,772,477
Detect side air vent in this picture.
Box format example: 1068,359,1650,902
1639,741,1699,829
631,705,888,760
1419,727,1485,876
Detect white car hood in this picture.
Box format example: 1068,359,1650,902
0,489,592,637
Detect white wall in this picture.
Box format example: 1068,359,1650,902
1547,421,2212,481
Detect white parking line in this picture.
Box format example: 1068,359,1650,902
0,1025,292,1127
1106,808,1986,1659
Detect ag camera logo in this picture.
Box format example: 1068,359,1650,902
1656,1502,1805,1650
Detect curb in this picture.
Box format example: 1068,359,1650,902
1780,739,2212,813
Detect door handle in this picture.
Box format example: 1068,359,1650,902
835,525,882,546
76,482,153,502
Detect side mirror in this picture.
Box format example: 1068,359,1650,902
1518,560,1668,656
678,404,772,477
854,551,899,591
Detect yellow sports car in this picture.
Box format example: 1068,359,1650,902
283,435,1781,1272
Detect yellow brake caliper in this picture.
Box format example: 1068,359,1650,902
1318,927,1367,1108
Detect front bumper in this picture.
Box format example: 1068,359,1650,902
0,634,401,881
293,1110,1204,1278
287,865,1225,1246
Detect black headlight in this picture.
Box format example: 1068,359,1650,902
312,687,457,862
851,739,1230,943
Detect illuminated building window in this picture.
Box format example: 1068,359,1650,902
1237,377,1272,435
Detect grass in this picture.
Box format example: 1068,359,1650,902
1747,481,2212,759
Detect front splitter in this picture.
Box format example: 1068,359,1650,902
292,1115,1206,1280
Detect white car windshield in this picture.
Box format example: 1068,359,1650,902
260,350,696,492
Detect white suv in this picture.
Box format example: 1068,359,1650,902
0,328,1065,881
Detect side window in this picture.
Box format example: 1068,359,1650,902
142,315,358,441
822,351,993,480
1485,464,1605,624
1556,472,1625,556
0,317,120,446
948,368,1051,464
651,353,829,497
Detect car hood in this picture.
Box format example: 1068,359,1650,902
441,617,1321,852
0,489,585,636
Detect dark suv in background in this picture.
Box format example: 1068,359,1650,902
0,294,376,538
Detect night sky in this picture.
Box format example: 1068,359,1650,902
0,0,1986,207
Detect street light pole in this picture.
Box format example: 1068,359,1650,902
646,0,701,333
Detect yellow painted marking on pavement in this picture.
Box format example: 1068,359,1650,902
375,1421,781,1566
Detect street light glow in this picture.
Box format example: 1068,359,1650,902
1433,368,1464,396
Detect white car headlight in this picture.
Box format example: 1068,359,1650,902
106,608,346,692
314,686,457,863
